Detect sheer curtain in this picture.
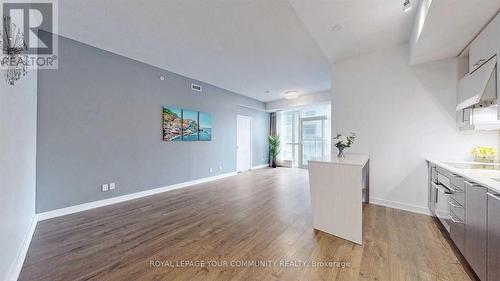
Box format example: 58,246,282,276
270,112,277,136
269,112,277,167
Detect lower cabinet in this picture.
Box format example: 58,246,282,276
488,192,500,281
449,179,466,253
428,164,499,281
465,182,487,281
449,211,465,252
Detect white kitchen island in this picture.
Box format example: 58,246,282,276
308,153,369,245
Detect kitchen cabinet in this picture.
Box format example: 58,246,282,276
488,192,500,281
465,182,487,281
456,12,499,130
449,211,465,253
427,161,500,281
428,164,437,213
449,176,465,252
469,13,499,73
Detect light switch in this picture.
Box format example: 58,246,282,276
109,183,115,190
101,184,109,191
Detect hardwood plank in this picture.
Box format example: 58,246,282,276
19,168,475,281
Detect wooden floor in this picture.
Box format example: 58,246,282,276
20,168,475,281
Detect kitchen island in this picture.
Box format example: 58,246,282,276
308,153,369,245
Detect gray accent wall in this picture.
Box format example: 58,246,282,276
36,35,269,212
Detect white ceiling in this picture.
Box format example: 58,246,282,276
57,0,331,102
409,0,500,65
57,0,495,102
289,0,420,63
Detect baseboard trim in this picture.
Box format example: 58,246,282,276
36,172,238,221
7,215,37,281
251,164,269,170
370,197,432,216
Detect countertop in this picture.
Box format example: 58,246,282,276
309,153,369,166
427,159,500,193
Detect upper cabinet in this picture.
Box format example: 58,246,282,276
469,14,500,73
456,12,499,131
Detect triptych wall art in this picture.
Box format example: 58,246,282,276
162,106,212,142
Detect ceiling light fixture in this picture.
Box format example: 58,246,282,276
284,91,299,100
403,0,412,12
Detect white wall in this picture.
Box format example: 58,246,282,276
0,71,37,280
331,44,499,214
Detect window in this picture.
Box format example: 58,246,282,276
277,104,331,168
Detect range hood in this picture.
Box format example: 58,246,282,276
456,56,498,130
457,56,497,111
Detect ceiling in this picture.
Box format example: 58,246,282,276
57,0,331,102
409,0,500,65
289,0,420,63
57,0,496,102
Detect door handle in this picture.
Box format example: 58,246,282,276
464,180,481,187
449,200,462,208
449,215,463,224
474,58,486,66
432,182,451,194
447,185,462,193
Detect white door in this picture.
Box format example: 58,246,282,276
237,115,252,172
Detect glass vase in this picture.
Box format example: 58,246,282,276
337,147,345,158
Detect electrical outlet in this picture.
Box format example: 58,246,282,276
101,184,109,192
109,182,116,190
209,168,213,173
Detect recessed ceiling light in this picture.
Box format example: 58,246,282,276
403,0,412,12
159,75,165,81
284,91,299,100
332,24,343,32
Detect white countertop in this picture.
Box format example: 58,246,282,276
309,153,369,166
427,159,500,193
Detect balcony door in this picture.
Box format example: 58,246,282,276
299,116,327,168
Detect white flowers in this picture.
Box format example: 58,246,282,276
338,136,349,146
333,132,356,149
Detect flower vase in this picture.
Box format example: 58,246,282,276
337,147,345,158
474,156,493,163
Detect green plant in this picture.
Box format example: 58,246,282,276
268,135,281,168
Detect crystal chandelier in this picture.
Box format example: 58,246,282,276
1,16,28,86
